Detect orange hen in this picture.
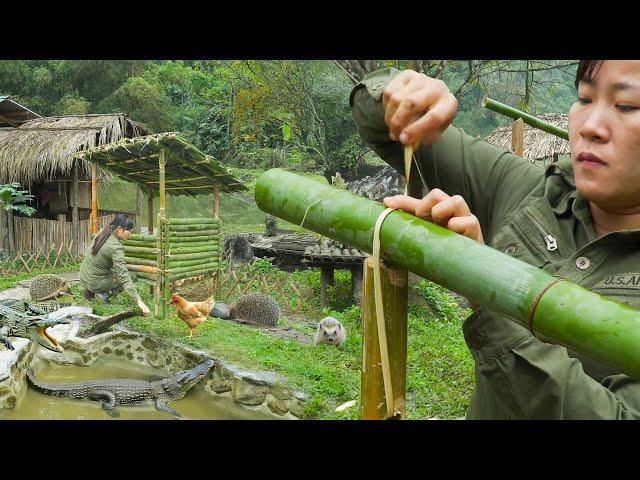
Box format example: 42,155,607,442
170,294,214,338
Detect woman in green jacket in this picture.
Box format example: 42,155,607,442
79,214,151,316
351,60,640,419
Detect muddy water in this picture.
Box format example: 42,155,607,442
0,358,282,420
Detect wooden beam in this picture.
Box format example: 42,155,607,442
0,113,20,128
146,176,207,184
213,184,219,218
72,162,79,253
147,187,154,235
512,118,525,157
135,186,141,234
361,257,408,420
91,164,98,235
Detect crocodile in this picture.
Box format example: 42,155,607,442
26,359,215,418
0,299,70,353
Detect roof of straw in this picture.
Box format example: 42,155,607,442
484,113,570,161
0,114,148,187
74,132,247,196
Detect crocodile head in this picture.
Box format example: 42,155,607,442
161,359,215,400
13,315,69,353
0,302,69,353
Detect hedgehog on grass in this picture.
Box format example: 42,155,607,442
29,274,72,302
211,293,280,327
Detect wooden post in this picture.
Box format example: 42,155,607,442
320,266,335,307
0,210,7,251
213,184,219,219
512,118,525,157
361,257,408,420
72,162,79,254
351,265,363,307
135,186,141,233
147,186,154,235
58,214,66,248
156,149,167,319
7,210,14,252
91,164,98,235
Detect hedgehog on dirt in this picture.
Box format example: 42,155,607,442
29,274,72,302
228,293,280,326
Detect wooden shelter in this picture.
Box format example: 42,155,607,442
484,113,569,163
75,132,247,319
0,114,148,253
0,96,40,127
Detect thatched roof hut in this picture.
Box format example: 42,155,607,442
0,114,148,187
484,113,569,162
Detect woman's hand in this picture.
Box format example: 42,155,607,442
137,299,151,317
382,70,458,147
383,189,484,244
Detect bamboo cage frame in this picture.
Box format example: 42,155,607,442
74,133,248,320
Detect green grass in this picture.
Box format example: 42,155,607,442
0,264,80,291
65,268,474,420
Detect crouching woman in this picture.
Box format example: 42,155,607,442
80,214,151,316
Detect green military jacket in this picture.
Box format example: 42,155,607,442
79,232,141,302
350,67,640,419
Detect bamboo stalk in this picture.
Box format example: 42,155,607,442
168,229,219,237
125,257,158,267
168,245,219,258
122,240,158,248
166,262,219,275
166,235,219,243
135,272,158,282
166,251,219,262
128,233,158,242
168,268,221,283
482,97,569,140
147,187,154,235
127,264,159,274
123,246,160,255
125,252,158,261
91,164,98,235
167,224,220,232
256,168,640,379
167,217,220,225
165,241,216,249
167,258,219,269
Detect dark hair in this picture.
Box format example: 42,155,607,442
91,214,134,256
575,60,604,89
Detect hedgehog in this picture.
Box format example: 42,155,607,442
228,293,280,326
29,274,72,302
313,316,347,347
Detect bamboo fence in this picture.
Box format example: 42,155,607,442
0,243,83,276
0,211,140,254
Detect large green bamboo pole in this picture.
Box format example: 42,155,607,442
255,168,640,379
482,97,569,140
129,233,158,242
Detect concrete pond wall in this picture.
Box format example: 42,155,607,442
0,321,308,419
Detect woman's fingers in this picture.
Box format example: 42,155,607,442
400,92,458,145
384,191,484,243
446,216,484,243
382,71,458,146
383,194,421,214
